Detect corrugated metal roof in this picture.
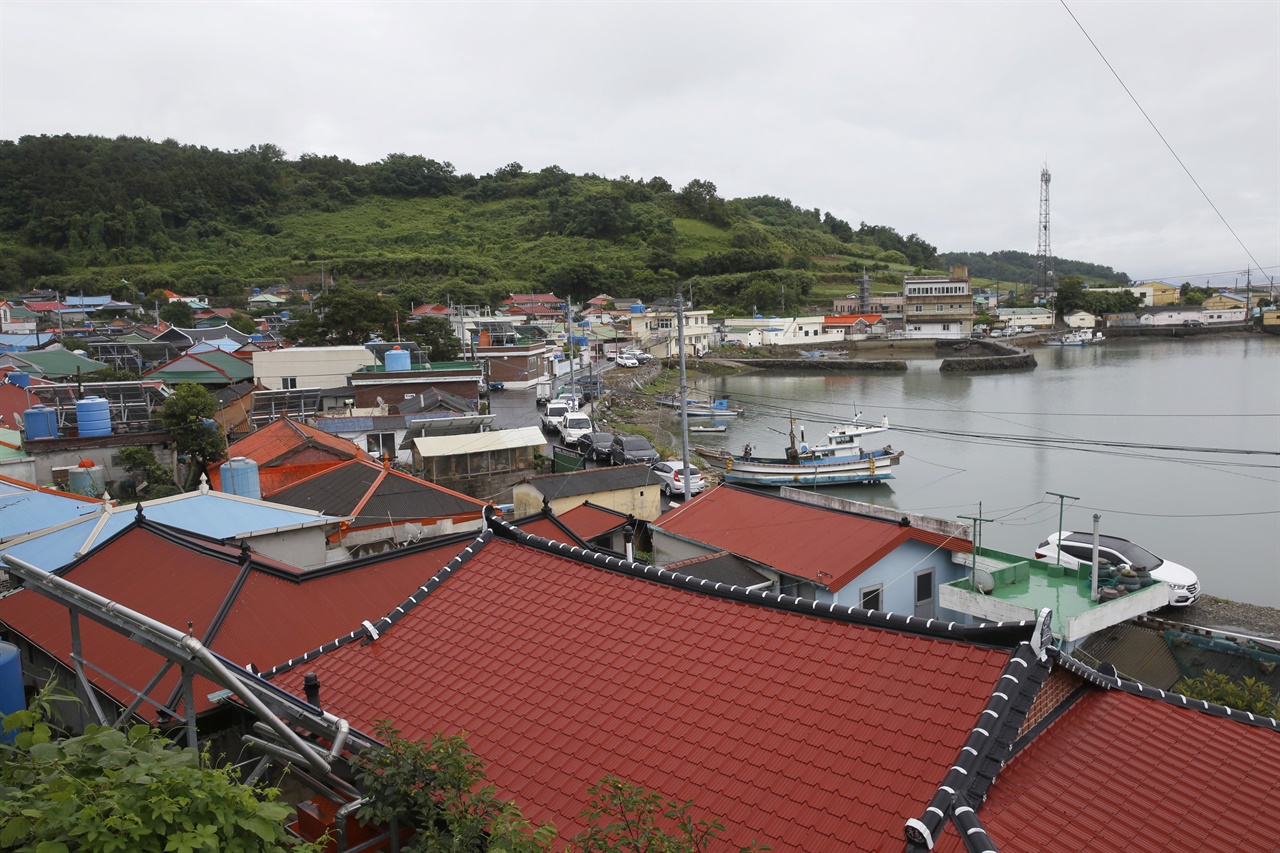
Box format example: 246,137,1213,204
2,491,343,572
268,460,486,528
528,464,656,499
554,502,630,540
0,478,102,542
933,689,1280,852
208,417,369,491
266,533,1014,851
653,486,967,592
412,426,546,456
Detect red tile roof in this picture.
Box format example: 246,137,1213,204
653,486,970,591
824,314,883,325
0,522,471,720
555,502,630,540
932,688,1280,852
265,525,1021,850
208,417,371,491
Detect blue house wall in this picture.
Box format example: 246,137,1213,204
814,539,968,622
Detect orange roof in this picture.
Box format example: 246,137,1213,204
823,314,882,325
208,417,371,490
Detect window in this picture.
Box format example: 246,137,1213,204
936,304,943,312
860,585,882,611
942,324,950,331
281,377,298,390
658,318,673,330
366,432,397,459
914,305,923,313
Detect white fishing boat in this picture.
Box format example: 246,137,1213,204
697,416,903,487
688,424,728,433
1044,329,1105,346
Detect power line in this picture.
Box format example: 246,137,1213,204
1060,1,1270,275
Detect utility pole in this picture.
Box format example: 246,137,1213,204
565,302,577,402
958,503,994,590
1045,490,1079,565
675,295,692,502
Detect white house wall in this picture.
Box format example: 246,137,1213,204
252,347,377,390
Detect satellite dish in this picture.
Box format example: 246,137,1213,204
973,568,996,595
376,396,386,407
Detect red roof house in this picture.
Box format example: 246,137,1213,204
651,486,971,609
208,417,372,493
261,515,1038,850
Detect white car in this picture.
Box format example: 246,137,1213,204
558,412,594,447
650,460,707,497
541,400,575,432
615,355,639,368
1034,531,1200,607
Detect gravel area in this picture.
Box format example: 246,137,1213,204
1175,597,1280,642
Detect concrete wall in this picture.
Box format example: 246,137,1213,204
252,346,376,390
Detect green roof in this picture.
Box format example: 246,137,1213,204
13,349,109,378
145,349,254,384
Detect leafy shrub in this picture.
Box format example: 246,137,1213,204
1174,669,1278,716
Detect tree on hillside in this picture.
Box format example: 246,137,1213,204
1054,275,1087,316
162,382,224,488
228,311,258,334
159,299,195,328
404,316,462,361
677,180,732,227
309,284,397,344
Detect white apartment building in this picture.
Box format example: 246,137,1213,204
628,307,714,357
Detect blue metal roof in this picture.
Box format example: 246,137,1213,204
1,492,343,572
0,484,101,541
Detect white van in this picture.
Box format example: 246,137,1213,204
541,400,575,432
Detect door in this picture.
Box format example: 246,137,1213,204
915,569,935,619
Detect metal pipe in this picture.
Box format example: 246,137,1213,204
3,554,332,776
334,797,368,851
1090,513,1101,602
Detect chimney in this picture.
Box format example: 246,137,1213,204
303,672,321,709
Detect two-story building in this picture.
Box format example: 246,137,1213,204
901,266,974,339
628,306,713,357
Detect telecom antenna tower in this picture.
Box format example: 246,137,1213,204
1035,166,1054,297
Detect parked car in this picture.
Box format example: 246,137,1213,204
615,355,640,368
558,412,594,447
609,434,660,466
1034,531,1200,607
556,389,585,408
650,460,707,497
583,432,614,462
625,350,654,364
541,400,575,432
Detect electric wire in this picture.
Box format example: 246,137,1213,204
1059,0,1271,275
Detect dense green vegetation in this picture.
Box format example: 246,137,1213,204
0,134,1131,319
0,134,952,317
939,249,1129,287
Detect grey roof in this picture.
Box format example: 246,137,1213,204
527,464,658,499
268,460,484,527
666,551,769,588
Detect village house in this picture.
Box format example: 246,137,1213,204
719,314,844,347
512,464,663,520
410,425,546,501
628,305,713,357
901,265,974,339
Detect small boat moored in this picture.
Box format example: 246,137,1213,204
1044,329,1105,346
655,395,744,417
697,416,903,487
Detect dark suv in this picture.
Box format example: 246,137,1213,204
609,434,659,466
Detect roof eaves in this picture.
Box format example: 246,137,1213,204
1048,647,1280,732
490,510,1036,648
262,528,497,678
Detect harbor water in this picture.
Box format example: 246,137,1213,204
684,336,1280,608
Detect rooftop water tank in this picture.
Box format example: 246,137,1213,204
76,396,112,437
68,461,106,498
220,457,262,501
0,641,22,744
629,303,646,314
385,346,411,372
8,371,29,388
23,405,58,441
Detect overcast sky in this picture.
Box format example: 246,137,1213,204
2,1,1276,286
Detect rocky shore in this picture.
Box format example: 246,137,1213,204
1177,597,1280,642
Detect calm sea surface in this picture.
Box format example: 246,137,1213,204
678,336,1280,608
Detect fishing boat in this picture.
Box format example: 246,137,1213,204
1044,329,1105,346
655,395,744,417
688,424,728,433
696,416,903,487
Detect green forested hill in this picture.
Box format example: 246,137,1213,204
0,134,1124,315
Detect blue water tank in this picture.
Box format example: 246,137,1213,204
252,287,262,296
629,303,646,314
76,396,112,437
0,641,22,743
68,464,106,498
23,405,58,441
385,346,411,372
220,457,262,500
8,371,29,388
